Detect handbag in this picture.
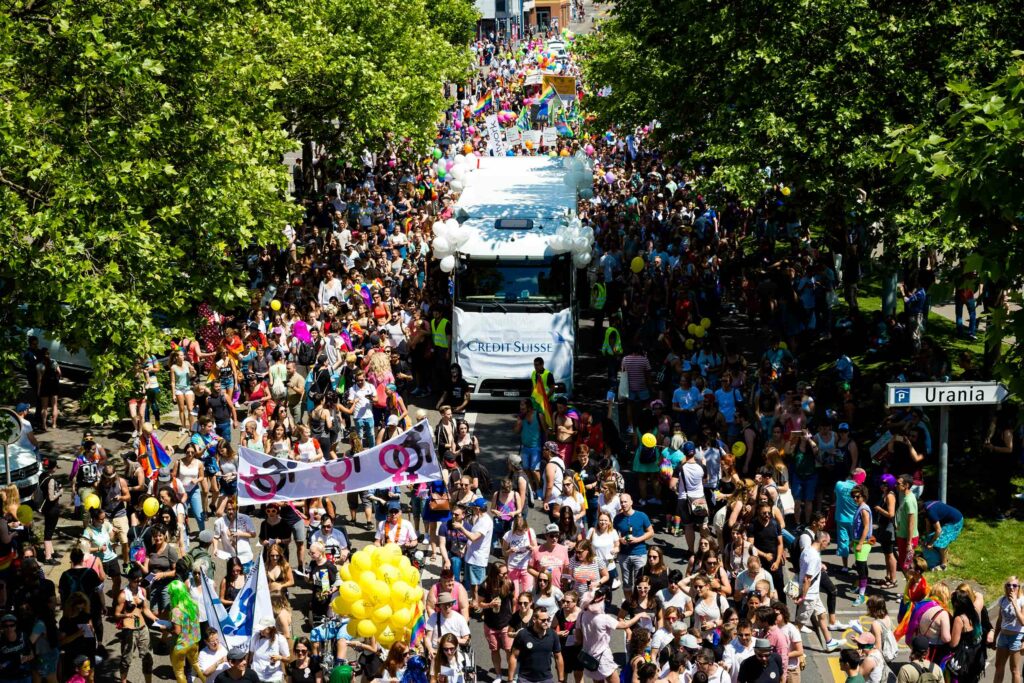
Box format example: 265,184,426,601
947,633,984,677
578,650,601,671
428,498,451,513
687,497,709,518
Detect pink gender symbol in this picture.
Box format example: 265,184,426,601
379,445,414,484
321,458,354,493
239,471,279,502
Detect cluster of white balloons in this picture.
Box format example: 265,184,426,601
551,215,594,268
443,154,475,194
563,151,596,200
432,218,470,273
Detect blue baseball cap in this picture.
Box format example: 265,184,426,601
15,403,30,413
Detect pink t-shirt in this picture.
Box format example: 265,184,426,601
530,544,570,588
766,624,790,672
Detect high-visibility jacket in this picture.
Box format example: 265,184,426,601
431,318,450,349
591,282,607,310
601,326,622,356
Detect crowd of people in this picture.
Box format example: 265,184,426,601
2,20,1023,683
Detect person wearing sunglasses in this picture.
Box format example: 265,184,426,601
994,576,1024,683
508,606,564,683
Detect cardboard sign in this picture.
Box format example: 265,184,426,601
542,74,577,97
542,127,558,148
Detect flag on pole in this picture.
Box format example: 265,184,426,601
202,553,274,649
531,376,553,430
555,112,574,138
536,85,558,117
409,603,427,650
516,107,531,132
471,90,493,117
138,433,172,480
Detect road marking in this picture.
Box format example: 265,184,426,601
827,656,843,683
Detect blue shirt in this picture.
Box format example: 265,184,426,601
613,510,652,557
672,386,701,412
834,479,858,524
923,501,962,525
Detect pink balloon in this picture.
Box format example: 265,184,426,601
446,159,454,170
468,126,476,135
387,159,396,168
454,120,462,129
585,144,595,156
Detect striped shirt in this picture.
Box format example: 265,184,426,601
621,354,651,391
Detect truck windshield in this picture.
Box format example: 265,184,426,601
456,257,571,307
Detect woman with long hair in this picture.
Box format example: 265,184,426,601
219,557,246,611
501,514,537,595
873,474,899,589
618,575,659,642
557,505,582,555
587,510,621,590
380,641,409,681
476,561,515,682
430,633,470,683
640,545,670,593
169,350,197,433
36,348,62,429
993,575,1024,683
567,539,609,595
531,569,564,615
287,636,323,683
555,590,583,683
166,580,205,683
266,542,295,595
492,478,523,546
916,582,953,667
949,588,986,683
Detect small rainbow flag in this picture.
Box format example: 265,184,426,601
138,433,172,480
536,84,558,117
471,90,493,117
409,603,427,650
531,376,553,430
359,283,374,309
555,113,574,138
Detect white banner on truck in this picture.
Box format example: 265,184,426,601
453,308,575,395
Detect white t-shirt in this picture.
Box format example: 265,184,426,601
375,518,417,546
1000,596,1024,633
198,644,229,678
597,493,621,518
587,528,619,565
250,632,290,682
347,383,376,421
17,416,34,450
425,610,471,649
798,545,823,600
658,587,692,613
465,513,494,567
676,460,705,500
311,529,349,559
723,638,754,683
783,623,802,671
214,513,255,563
240,416,267,440
502,528,536,569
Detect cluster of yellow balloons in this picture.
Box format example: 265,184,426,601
331,543,424,648
685,317,713,341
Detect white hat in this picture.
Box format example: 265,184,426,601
387,415,399,426
257,616,276,630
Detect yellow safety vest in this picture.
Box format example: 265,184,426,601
431,318,450,349
601,326,622,356
591,282,607,310
531,369,552,392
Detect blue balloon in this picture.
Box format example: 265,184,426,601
506,149,516,156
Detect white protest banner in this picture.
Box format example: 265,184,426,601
484,114,506,156
542,127,557,148
523,130,542,148
236,420,441,505
505,129,523,147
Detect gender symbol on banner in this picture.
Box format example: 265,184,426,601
240,456,300,502
321,457,357,493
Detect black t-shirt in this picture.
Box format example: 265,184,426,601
260,518,294,545
477,584,514,630
738,652,783,683
58,613,97,663
208,394,232,423
749,519,782,559
58,567,103,606
512,626,561,682
570,460,601,499
0,631,30,678
288,656,323,683
214,669,261,683
449,378,470,406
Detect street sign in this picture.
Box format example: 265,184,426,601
885,381,1009,407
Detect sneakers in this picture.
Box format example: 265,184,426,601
852,594,866,607
825,640,841,652
612,578,621,590
828,622,849,632
848,621,864,635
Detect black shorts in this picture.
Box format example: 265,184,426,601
877,528,895,554
675,498,705,526
103,558,122,578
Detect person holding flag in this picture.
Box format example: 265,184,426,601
137,422,172,481
530,357,555,431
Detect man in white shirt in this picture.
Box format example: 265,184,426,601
424,591,471,656
657,570,693,617
14,402,37,450
796,530,840,652
212,499,256,570
345,371,377,447
375,501,417,548
310,515,350,564
459,498,494,602
722,620,755,683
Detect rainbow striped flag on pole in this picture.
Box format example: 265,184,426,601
409,603,427,650
138,432,172,480
555,111,574,138
536,84,558,117
471,90,493,117
531,376,554,430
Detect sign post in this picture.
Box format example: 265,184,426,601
885,381,1010,502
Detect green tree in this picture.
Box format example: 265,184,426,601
427,0,481,48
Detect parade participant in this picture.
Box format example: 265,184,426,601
165,579,205,683
508,605,564,683
613,493,654,594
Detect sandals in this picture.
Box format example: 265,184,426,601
879,579,898,589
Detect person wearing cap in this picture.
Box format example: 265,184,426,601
849,631,889,683
737,638,783,683
250,615,290,683
114,566,158,683
13,402,37,450
576,585,651,683
529,521,571,590
454,497,493,602
895,473,919,578
896,636,943,683
375,500,418,549
0,611,33,683
425,590,472,655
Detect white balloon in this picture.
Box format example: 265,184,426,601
581,226,595,242
432,236,451,254
449,180,464,192
439,255,456,273
433,221,448,238
449,227,469,248
573,251,592,268
574,237,589,252
445,218,459,232
454,154,467,166
550,235,566,251
451,166,465,181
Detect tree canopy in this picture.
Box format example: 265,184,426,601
0,0,473,421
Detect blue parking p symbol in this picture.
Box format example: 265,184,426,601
893,388,911,404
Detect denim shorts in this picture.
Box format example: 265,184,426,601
521,446,542,471
628,389,651,402
790,473,818,502
997,630,1024,652
465,563,487,586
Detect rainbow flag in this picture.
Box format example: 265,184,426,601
555,112,574,138
471,90,493,117
531,376,553,430
536,84,558,117
138,433,172,480
516,107,531,132
359,283,374,309
409,603,427,649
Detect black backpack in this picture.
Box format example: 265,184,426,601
297,340,319,366
788,525,814,573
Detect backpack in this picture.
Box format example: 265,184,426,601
788,525,814,573
467,462,493,497
271,374,288,400
32,474,59,510
878,618,899,662
297,340,318,366
909,662,942,683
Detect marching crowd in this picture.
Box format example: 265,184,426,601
3,25,1024,683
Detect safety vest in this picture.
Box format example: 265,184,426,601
601,326,622,356
531,369,552,391
591,282,607,310
431,318,450,349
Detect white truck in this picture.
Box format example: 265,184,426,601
450,156,581,400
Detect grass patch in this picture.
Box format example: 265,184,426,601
938,517,1024,596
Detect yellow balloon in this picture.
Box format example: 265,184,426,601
630,256,644,273
332,595,347,616
397,555,413,573
338,562,352,582
357,619,378,639
339,581,363,605
694,326,706,339
402,566,420,587
700,318,712,330
373,604,394,623
389,607,412,631
350,599,368,620
732,442,747,458
778,341,788,350
685,339,695,351
378,565,400,585
83,493,101,510
641,433,657,449
363,545,380,561
351,551,373,573
142,496,159,517
687,323,699,336
560,149,570,157
346,619,361,638
377,626,397,648
409,586,424,604
390,581,413,602
270,299,282,311
370,580,392,606
16,504,33,526
381,543,403,563
358,570,377,589
781,186,791,196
